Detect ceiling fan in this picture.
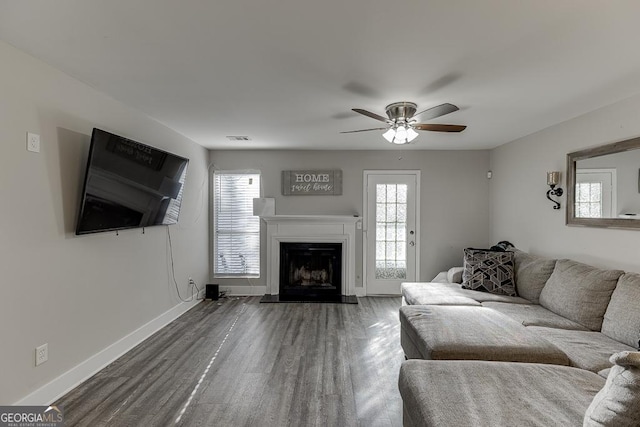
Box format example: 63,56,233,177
341,101,466,144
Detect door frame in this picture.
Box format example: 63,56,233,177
362,170,421,296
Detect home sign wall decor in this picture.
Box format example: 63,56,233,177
282,169,343,195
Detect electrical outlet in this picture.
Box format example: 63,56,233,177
27,132,41,153
35,343,48,366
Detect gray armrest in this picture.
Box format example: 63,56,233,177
447,267,464,284
431,271,449,282
431,267,464,283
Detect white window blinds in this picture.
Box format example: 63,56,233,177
213,172,261,277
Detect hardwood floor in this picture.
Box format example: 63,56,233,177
56,297,404,426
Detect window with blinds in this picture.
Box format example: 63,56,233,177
213,172,261,277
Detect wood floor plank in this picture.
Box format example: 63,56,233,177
56,296,403,426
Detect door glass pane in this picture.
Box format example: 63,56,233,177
387,185,397,203
375,184,407,279
386,242,396,259
386,225,396,241
376,184,386,202
376,241,385,260
397,185,407,203
376,203,386,221
575,182,603,218
386,204,396,222
397,204,407,222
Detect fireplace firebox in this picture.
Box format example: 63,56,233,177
279,242,342,301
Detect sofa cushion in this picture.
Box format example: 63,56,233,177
481,302,589,331
400,305,569,365
399,360,604,427
401,283,481,306
584,351,640,427
456,288,531,304
538,259,624,331
601,272,640,348
528,327,637,373
402,282,531,306
462,249,516,296
512,250,556,304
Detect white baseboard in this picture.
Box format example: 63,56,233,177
355,288,366,297
222,285,267,296
14,298,201,405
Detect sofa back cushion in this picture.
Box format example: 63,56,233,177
538,259,624,331
601,273,640,348
512,250,556,304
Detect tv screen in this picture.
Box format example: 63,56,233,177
76,128,189,235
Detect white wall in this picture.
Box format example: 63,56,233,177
209,149,491,289
0,41,209,403
490,93,640,273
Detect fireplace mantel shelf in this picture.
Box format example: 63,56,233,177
262,215,360,224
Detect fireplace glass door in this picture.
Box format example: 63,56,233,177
279,242,342,301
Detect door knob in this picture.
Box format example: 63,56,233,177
409,241,415,247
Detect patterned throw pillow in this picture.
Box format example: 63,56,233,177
462,248,516,296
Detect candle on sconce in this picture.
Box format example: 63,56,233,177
547,171,560,186
546,171,563,209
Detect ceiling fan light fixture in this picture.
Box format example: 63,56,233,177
383,125,418,145
406,127,419,142
382,128,395,143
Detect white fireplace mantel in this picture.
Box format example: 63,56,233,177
262,215,359,296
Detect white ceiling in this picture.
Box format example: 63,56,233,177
2,1,640,150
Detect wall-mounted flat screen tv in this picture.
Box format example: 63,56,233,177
76,128,189,235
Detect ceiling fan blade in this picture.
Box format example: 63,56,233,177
413,103,459,121
352,108,389,123
340,127,388,134
414,123,467,132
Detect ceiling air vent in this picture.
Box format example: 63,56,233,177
226,136,251,141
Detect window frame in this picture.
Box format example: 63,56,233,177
212,170,261,278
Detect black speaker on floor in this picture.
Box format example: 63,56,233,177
206,284,219,300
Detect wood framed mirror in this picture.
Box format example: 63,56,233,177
566,136,640,229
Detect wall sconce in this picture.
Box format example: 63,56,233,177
546,171,563,210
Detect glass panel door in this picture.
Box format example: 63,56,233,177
365,172,418,295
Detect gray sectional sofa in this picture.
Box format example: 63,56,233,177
398,250,640,426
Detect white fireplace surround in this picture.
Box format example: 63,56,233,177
263,215,358,296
